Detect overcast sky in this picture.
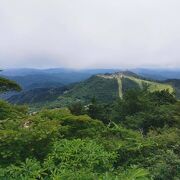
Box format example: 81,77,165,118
0,0,180,69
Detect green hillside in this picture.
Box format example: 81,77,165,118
46,72,175,108
164,79,180,98
99,72,174,99
8,87,67,104
7,71,176,109
58,75,119,104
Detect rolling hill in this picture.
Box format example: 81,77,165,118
56,71,174,104
8,71,176,107
8,86,68,104
7,75,119,107
0,68,120,102
8,71,177,110
0,68,120,91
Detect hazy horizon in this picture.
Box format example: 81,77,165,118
1,0,180,69
1,67,180,72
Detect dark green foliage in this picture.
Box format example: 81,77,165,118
64,76,119,104
0,115,60,165
44,139,116,173
125,104,179,134
150,89,177,105
0,85,179,179
86,99,112,124
0,77,21,93
0,159,42,180
110,89,152,123
110,89,178,133
122,77,140,93
0,100,27,120
164,79,180,99
68,101,85,115
9,75,120,108
150,150,180,180
28,75,120,110
8,87,67,104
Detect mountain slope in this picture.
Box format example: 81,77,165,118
0,68,120,91
8,87,68,104
8,71,176,109
97,72,174,97
164,79,180,98
62,75,119,103
47,72,175,108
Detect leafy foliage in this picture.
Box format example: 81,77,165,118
63,75,119,104
44,139,116,173
0,100,27,120
0,76,21,93
0,76,179,179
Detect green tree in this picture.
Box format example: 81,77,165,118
43,139,116,176
0,76,21,93
0,159,43,180
68,101,85,115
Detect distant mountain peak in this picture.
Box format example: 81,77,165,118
97,71,174,99
7,71,177,107
97,71,141,79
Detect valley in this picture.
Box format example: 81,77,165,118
4,70,179,111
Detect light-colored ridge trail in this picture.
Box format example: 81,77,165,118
97,74,123,99
97,73,174,98
117,76,123,99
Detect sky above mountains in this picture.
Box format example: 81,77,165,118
0,0,180,69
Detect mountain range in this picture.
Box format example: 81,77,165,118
5,70,179,109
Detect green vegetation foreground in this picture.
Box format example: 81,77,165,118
0,77,180,179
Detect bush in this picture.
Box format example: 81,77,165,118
44,139,116,174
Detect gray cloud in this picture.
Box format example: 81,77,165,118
0,0,180,69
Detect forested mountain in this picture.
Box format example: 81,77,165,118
0,68,120,90
54,71,174,105
7,75,118,106
0,68,121,102
7,71,178,111
1,68,180,90
8,87,68,104
7,71,175,107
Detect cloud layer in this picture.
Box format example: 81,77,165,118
0,0,180,68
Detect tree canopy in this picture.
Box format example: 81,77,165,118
0,76,179,179
0,76,21,93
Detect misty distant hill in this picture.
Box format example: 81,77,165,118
132,68,180,80
8,71,178,109
55,71,174,104
0,68,120,91
0,68,180,107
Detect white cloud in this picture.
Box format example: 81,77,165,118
0,0,180,68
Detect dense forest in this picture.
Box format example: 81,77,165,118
0,74,180,179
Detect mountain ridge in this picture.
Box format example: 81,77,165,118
97,71,174,99
7,71,178,110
